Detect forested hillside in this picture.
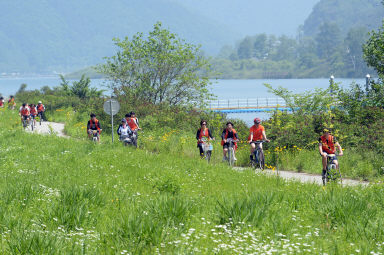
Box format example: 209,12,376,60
213,0,382,78
303,0,384,36
0,0,235,73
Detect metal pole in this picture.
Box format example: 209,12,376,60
110,99,114,143
366,74,371,95
330,75,334,94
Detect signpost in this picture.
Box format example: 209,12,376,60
103,99,120,142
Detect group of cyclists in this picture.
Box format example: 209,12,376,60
18,101,46,127
196,117,343,185
86,111,141,145
4,94,343,184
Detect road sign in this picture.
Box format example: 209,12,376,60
103,99,120,116
103,99,120,143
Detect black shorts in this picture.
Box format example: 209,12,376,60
223,143,237,149
320,153,337,161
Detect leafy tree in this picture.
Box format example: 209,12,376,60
363,19,384,77
315,22,342,59
344,27,370,75
59,74,103,99
253,34,268,59
237,36,253,59
98,22,212,106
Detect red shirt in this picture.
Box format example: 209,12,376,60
250,124,265,141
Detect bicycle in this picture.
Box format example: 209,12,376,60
226,138,237,167
21,116,29,129
91,130,99,143
30,116,36,131
201,137,213,162
120,133,136,147
250,140,266,170
38,112,43,125
324,154,342,185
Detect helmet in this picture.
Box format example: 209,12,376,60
254,118,261,124
121,118,127,122
38,101,42,104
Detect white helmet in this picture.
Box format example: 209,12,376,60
38,101,42,104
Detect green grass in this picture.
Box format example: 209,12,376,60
1,109,384,254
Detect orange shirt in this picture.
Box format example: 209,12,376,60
127,117,138,131
250,124,265,141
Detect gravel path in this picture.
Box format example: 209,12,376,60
26,121,69,138
236,167,369,187
26,121,369,186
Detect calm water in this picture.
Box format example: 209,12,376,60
0,77,366,125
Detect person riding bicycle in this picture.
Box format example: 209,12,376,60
117,118,133,140
0,97,4,108
319,129,343,185
37,101,45,121
196,120,214,158
87,113,102,141
19,103,31,124
8,96,16,110
248,118,270,162
30,104,38,126
221,122,239,161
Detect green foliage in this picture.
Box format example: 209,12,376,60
98,22,213,106
363,20,384,77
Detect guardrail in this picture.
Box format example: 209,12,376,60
208,98,286,110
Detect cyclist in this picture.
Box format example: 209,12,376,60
221,122,239,161
0,97,4,108
248,118,270,162
196,120,214,158
8,95,16,110
126,111,140,146
37,101,45,121
319,129,343,185
87,113,102,141
19,103,31,125
117,118,133,140
30,104,38,126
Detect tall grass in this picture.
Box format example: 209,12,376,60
1,109,384,253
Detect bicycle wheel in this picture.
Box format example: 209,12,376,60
258,150,265,170
39,113,42,125
31,120,34,131
228,148,234,166
22,119,27,129
206,150,211,163
252,150,258,169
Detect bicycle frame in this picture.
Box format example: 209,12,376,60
251,140,266,170
226,138,236,166
201,138,213,162
325,154,342,184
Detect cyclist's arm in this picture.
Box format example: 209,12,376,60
335,142,343,156
262,130,270,142
87,121,91,130
234,132,239,141
221,130,226,143
117,125,121,135
208,129,214,140
196,129,200,141
318,142,326,156
249,132,253,143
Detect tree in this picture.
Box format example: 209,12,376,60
344,27,370,75
363,20,384,77
98,22,212,106
237,36,253,59
315,22,342,59
59,74,103,99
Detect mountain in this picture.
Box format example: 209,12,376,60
0,0,237,73
175,0,320,37
303,0,384,36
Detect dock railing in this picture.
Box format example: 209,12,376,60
208,98,286,110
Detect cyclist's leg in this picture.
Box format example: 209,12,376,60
223,144,228,160
198,143,204,158
250,142,256,161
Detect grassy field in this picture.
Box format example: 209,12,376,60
1,109,384,254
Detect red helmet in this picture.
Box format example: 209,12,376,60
254,118,261,124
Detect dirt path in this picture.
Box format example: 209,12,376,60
26,121,369,187
236,167,369,186
26,121,69,138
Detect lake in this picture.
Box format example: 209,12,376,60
0,77,366,125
